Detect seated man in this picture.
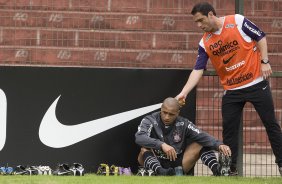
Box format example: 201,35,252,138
135,97,231,176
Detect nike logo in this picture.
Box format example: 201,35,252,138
0,89,7,151
57,171,73,175
223,53,237,64
39,96,161,148
262,86,267,90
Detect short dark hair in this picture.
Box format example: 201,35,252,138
191,2,216,16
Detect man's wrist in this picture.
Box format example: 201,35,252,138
261,59,269,64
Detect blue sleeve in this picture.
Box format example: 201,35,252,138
242,18,266,41
194,45,209,70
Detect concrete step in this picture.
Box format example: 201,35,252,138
0,0,109,12
1,0,280,18
0,0,235,15
1,44,282,70
1,9,281,35
0,46,196,68
0,28,201,50
0,9,198,32
2,27,282,52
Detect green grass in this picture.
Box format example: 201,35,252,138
0,175,281,184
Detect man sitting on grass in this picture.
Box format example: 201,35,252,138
135,97,231,176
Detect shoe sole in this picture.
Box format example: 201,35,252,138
219,153,231,176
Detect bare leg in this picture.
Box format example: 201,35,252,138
182,142,202,173
137,147,175,176
137,147,150,166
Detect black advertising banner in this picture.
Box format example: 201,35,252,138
0,66,195,172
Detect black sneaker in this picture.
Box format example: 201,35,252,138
218,153,231,176
13,165,30,175
157,167,175,176
229,165,238,176
212,165,221,176
25,166,40,175
53,163,74,176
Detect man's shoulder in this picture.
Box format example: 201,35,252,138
176,116,192,125
143,111,160,122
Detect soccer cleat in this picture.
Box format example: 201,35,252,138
229,165,238,176
96,163,110,176
70,163,85,176
0,167,6,175
25,166,41,175
146,169,156,176
218,153,231,176
157,167,175,176
119,167,132,176
136,166,147,176
13,165,30,175
52,163,74,176
0,166,13,175
110,165,119,176
5,167,13,175
136,166,156,176
36,166,52,175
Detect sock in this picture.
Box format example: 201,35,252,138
200,147,219,175
143,151,162,173
143,151,175,175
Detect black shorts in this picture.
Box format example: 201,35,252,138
157,138,194,169
158,153,183,169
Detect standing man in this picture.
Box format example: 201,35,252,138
176,2,282,176
135,97,231,176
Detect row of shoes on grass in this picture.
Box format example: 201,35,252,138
96,164,132,176
0,163,85,176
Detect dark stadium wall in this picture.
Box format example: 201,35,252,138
0,66,195,173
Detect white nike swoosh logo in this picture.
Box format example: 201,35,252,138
39,95,161,148
0,89,7,151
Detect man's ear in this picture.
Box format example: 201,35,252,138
208,11,214,17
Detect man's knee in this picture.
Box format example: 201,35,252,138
184,142,202,158
137,147,151,165
182,142,202,173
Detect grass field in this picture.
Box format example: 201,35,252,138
0,175,281,184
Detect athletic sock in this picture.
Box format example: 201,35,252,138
200,147,219,175
143,151,175,176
